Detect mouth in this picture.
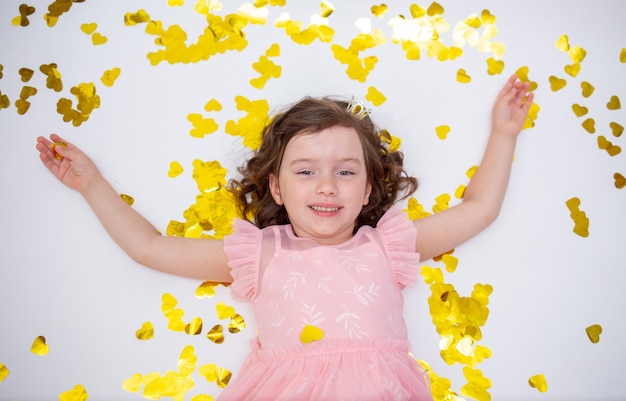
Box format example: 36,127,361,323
309,205,341,213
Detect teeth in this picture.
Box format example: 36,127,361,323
310,205,339,212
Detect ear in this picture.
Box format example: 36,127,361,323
269,173,283,205
363,182,372,205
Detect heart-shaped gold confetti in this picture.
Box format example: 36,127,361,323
607,95,621,110
569,45,587,64
555,34,570,52
195,281,227,298
49,141,67,160
31,336,49,356
465,14,481,28
581,118,595,134
15,98,31,115
371,4,388,18
581,81,594,98
621,48,626,63
15,4,35,27
119,193,134,206
135,322,154,340
597,136,610,150
585,324,602,343
435,125,450,140
124,9,151,26
216,302,235,320
607,145,621,157
614,173,625,189
100,67,121,87
549,76,566,92
481,9,496,24
207,324,224,344
92,32,108,45
564,63,580,78
265,43,280,57
454,184,466,199
168,161,184,178
571,104,588,117
0,363,10,383
456,68,471,83
80,22,97,35
529,374,548,392
18,68,34,82
442,254,458,273
486,57,504,75
20,85,37,99
300,324,324,343
566,197,589,237
427,1,444,16
421,266,444,284
59,384,88,401
204,99,222,112
228,313,246,333
185,317,203,335
610,122,623,137
199,364,232,388
366,86,386,106
122,373,143,393
0,92,9,110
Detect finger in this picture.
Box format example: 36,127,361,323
496,74,517,100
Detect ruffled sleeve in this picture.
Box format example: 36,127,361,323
223,219,263,301
376,206,420,289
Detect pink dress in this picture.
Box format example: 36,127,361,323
220,206,433,401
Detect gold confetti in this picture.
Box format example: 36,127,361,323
442,254,458,273
122,373,143,393
454,184,466,199
204,98,222,112
185,317,203,335
101,67,121,87
120,194,134,206
565,197,589,237
57,82,100,126
607,95,621,110
168,161,184,178
564,63,580,78
135,322,154,340
598,136,621,157
59,384,88,401
365,86,386,106
621,48,626,63
12,4,36,27
514,66,538,91
371,4,388,18
421,266,444,284
614,173,625,189
51,141,67,160
0,91,9,110
19,68,34,82
30,335,49,356
586,324,602,343
250,45,282,89
225,96,269,150
191,395,215,401
581,118,595,134
529,374,548,393
40,63,63,92
461,366,491,401
432,193,450,213
16,85,37,115
216,302,235,320
199,363,232,388
568,45,587,64
124,9,151,26
456,68,471,83
80,22,97,35
188,114,219,138
581,81,594,98
480,9,496,24
548,75,566,92
404,197,431,220
206,324,224,344
161,293,186,332
555,34,570,52
0,363,9,383
435,125,450,140
486,57,504,75
300,324,324,343
195,281,228,298
610,122,623,137
228,314,246,333
45,0,83,27
571,104,588,117
92,32,108,45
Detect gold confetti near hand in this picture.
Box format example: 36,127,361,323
300,324,324,343
136,321,154,340
565,197,589,237
549,75,566,92
529,374,548,392
0,363,9,383
586,324,602,343
30,335,49,356
59,384,88,401
51,141,67,160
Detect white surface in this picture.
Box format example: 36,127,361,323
0,1,624,400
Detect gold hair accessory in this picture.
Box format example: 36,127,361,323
346,97,371,119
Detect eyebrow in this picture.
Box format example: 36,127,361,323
289,158,362,166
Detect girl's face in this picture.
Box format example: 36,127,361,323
269,125,372,245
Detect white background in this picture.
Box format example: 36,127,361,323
0,1,624,400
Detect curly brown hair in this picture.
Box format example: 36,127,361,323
228,97,418,230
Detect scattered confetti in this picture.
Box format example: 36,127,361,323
15,85,37,115
581,118,595,134
571,104,588,117
225,96,269,150
614,173,625,189
250,44,282,89
40,63,63,92
529,374,548,393
12,4,36,27
30,335,49,356
564,63,580,78
206,324,224,344
555,34,569,52
228,314,246,333
91,32,108,46
188,114,219,138
565,197,589,237
435,125,450,140
585,324,602,343
45,0,83,27
57,82,101,126
486,57,504,75
515,66,538,91
606,95,621,110
370,4,388,19
100,68,121,87
0,363,9,383
18,68,34,82
610,122,623,138
59,384,88,401
365,86,386,106
300,324,324,343
581,81,594,98
597,136,621,157
195,281,227,298
136,322,155,340
161,293,186,332
199,363,232,388
621,48,626,63
80,22,98,35
120,194,134,206
0,91,10,110
548,75,566,92
568,45,587,64
215,302,235,320
124,9,151,26
185,317,203,335
168,161,184,178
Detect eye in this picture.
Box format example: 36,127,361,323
297,170,314,175
338,170,355,176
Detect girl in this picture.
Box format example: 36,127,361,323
36,74,533,400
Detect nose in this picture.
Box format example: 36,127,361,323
316,173,337,196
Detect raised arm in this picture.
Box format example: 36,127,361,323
414,74,534,261
36,134,232,282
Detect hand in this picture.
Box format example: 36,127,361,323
492,74,534,137
36,134,101,193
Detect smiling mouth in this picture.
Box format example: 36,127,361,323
309,205,340,212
